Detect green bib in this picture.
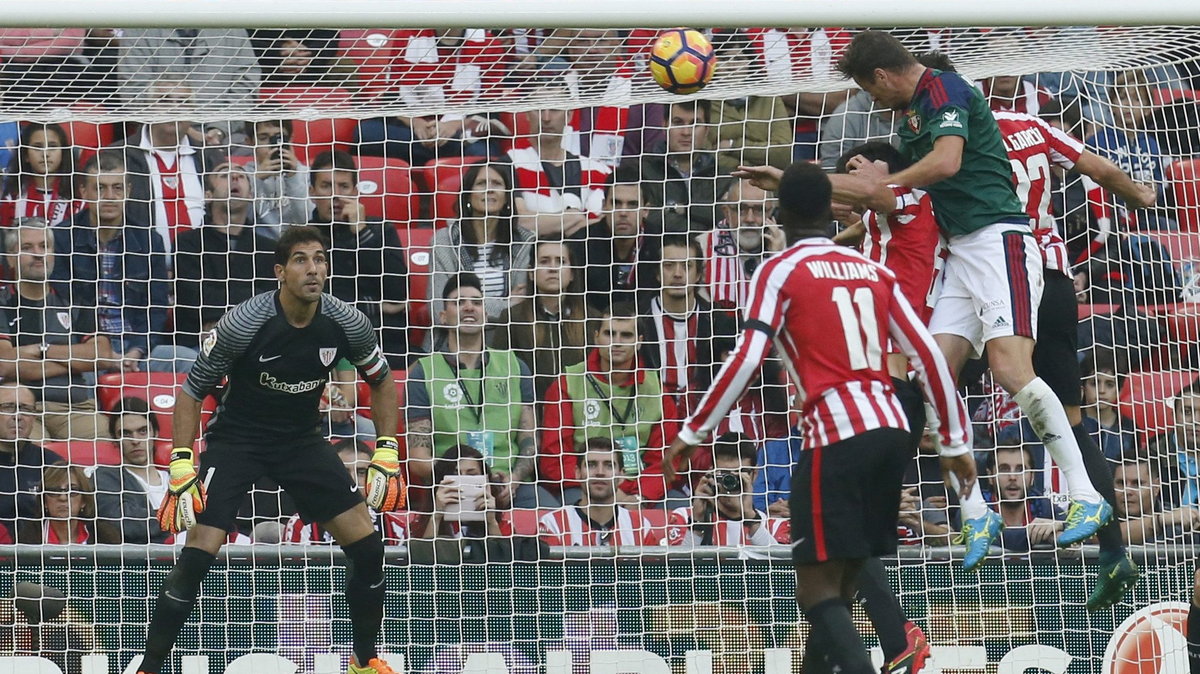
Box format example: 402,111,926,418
418,349,527,472
563,362,664,476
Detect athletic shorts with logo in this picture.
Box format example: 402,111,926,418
928,221,1043,357
789,427,911,564
195,435,363,531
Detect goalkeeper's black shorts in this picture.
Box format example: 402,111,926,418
1033,270,1081,408
195,435,363,533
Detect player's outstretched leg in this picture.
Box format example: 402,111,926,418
858,557,930,674
137,545,218,674
1188,569,1200,674
341,530,391,674
1076,424,1138,610
797,561,876,674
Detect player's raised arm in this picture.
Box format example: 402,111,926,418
1074,150,1157,209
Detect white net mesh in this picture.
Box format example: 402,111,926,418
0,22,1196,674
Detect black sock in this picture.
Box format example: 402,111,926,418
805,598,875,674
1071,423,1125,558
803,627,832,674
343,531,386,666
140,547,217,674
858,557,909,661
1188,602,1200,674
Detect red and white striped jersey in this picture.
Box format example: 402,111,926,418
507,146,611,217
664,506,790,546
681,239,969,452
698,227,757,311
385,29,508,105
995,111,1086,276
746,28,852,135
282,511,414,546
0,181,80,227
538,505,660,547
860,185,942,325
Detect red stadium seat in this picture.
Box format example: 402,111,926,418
96,372,187,444
511,509,541,536
1168,158,1200,231
1146,231,1200,264
339,29,402,99
413,155,490,196
291,117,357,164
395,226,435,346
1119,369,1200,437
356,156,419,227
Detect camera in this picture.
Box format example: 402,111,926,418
268,133,284,162
712,470,743,495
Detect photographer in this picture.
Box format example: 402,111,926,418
665,435,787,548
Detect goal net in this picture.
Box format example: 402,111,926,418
0,21,1196,674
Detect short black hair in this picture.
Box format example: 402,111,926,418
602,301,640,324
670,99,712,123
245,117,294,140
333,437,371,459
107,396,159,440
1040,97,1084,136
835,141,911,175
1082,348,1127,387
712,433,756,465
274,225,328,266
836,30,918,82
916,50,956,73
443,272,484,300
776,162,833,240
309,149,357,185
82,149,126,177
659,233,704,274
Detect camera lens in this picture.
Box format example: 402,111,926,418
715,471,742,494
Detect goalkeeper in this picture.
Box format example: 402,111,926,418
136,226,405,674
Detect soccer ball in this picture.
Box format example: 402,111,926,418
648,28,716,95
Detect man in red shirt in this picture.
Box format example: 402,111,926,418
538,437,659,547
667,162,976,674
541,303,681,506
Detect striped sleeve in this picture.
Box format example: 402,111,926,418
679,257,786,445
323,295,391,386
885,282,971,453
1035,115,1084,169
181,293,274,401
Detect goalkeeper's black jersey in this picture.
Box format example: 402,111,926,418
183,290,390,443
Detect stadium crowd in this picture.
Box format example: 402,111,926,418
0,26,1198,556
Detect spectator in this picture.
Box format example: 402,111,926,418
0,29,88,108
0,122,80,227
538,438,660,546
174,159,277,350
90,397,170,544
508,103,611,238
308,150,410,365
640,234,737,417
818,90,898,171
1113,457,1200,545
493,239,589,403
696,180,784,312
541,303,683,506
0,218,114,441
640,100,728,233
1161,380,1200,506
570,169,662,313
1085,69,1176,229
665,436,787,550
52,151,170,373
752,436,800,519
281,439,412,545
117,28,260,118
984,444,1064,553
0,384,63,532
257,31,357,88
708,44,795,174
896,430,956,547
419,444,512,542
106,80,221,252
430,160,534,323
979,75,1053,115
16,463,121,544
406,274,539,505
1081,350,1138,458
355,112,495,167
243,118,311,230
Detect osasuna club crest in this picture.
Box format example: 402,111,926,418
319,347,337,367
55,312,70,330
906,112,922,133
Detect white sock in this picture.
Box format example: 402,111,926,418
948,472,990,520
1012,377,1103,504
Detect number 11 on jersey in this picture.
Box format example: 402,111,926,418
831,287,883,371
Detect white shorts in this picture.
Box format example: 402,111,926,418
928,222,1043,358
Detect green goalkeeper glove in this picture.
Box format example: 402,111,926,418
156,448,206,533
365,437,407,511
